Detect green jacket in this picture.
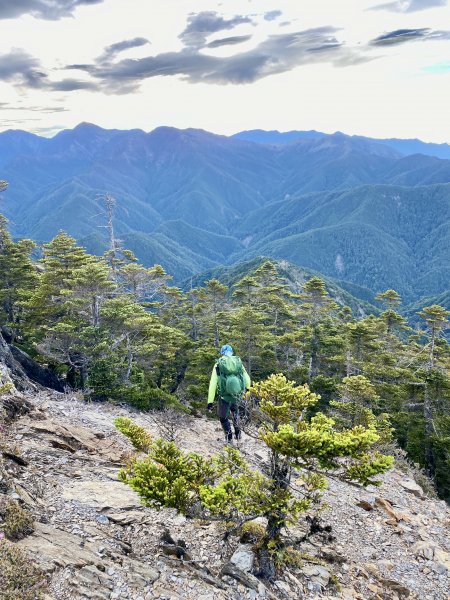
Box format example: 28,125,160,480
207,358,251,405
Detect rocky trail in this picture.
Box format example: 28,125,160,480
1,390,450,600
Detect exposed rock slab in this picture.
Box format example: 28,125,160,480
62,480,141,511
301,564,331,588
17,522,107,572
9,345,64,392
21,417,125,462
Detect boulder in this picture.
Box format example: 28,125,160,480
399,479,424,499
230,544,255,573
301,563,330,588
0,333,33,392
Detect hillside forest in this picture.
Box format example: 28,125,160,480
1,124,450,307
0,202,449,504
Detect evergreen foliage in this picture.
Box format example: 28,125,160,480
0,210,448,499
116,374,392,579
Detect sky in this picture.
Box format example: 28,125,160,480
0,0,450,142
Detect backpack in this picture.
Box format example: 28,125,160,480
216,355,245,399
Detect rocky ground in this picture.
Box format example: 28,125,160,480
1,389,450,600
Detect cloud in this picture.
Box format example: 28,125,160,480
0,118,41,126
7,9,449,97
29,125,67,136
100,37,150,61
0,48,98,92
70,27,373,93
0,49,47,88
0,0,104,20
264,10,282,21
180,11,254,47
370,0,447,12
0,102,68,113
371,27,450,45
206,35,252,48
48,78,97,91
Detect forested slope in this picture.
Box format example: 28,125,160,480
0,212,448,501
1,124,449,303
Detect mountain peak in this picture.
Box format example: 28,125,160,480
74,122,105,131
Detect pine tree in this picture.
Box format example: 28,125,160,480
25,232,94,335
415,305,450,482
0,216,37,341
100,296,187,400
376,289,408,337
298,277,339,379
25,233,115,391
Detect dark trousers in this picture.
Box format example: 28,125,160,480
218,396,241,441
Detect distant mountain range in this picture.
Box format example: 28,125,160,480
232,129,450,160
0,123,449,306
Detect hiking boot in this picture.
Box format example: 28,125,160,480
235,429,242,441
226,432,234,445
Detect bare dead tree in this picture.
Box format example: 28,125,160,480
96,193,123,280
151,408,190,444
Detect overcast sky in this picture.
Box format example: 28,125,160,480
1,0,449,141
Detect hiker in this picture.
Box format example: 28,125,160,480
207,344,250,444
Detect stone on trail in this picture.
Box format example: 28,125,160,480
105,510,148,525
300,563,331,588
230,544,255,573
399,479,425,499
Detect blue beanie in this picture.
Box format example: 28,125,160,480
220,344,233,356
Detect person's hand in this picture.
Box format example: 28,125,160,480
207,403,214,413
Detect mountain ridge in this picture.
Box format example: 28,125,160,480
1,123,449,303
233,128,450,160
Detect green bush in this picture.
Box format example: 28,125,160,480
117,375,393,580
113,383,187,412
114,417,152,452
118,437,216,514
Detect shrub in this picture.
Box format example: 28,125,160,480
116,374,394,580
0,383,13,396
0,539,46,599
0,498,34,540
239,520,266,544
117,384,187,412
114,417,152,452
118,437,216,514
